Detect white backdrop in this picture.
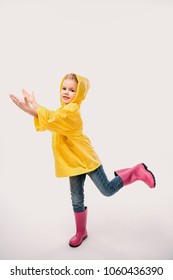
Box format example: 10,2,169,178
0,0,173,259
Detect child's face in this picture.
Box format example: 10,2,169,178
61,79,77,105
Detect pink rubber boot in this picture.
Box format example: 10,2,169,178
69,207,88,247
114,163,156,188
114,168,129,176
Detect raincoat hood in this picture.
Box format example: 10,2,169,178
60,73,90,107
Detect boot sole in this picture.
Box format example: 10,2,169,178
69,235,88,248
142,163,156,188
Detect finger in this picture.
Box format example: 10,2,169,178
10,95,19,102
22,89,29,97
32,91,35,98
24,96,29,105
10,94,20,99
9,94,17,99
22,89,27,97
10,97,20,106
10,95,23,106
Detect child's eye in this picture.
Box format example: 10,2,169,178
62,87,66,90
71,89,75,92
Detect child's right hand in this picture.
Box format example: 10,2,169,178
9,94,31,112
9,93,38,117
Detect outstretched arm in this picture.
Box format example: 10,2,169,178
9,89,39,117
10,89,80,134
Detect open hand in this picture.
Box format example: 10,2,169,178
9,92,38,117
22,89,39,109
9,94,31,112
22,89,35,104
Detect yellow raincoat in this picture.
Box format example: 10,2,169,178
34,74,102,177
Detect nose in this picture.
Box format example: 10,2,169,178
64,89,69,95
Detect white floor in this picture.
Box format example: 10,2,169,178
1,167,173,260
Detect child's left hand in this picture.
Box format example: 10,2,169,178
22,89,39,109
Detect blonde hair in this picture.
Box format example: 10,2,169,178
64,73,78,83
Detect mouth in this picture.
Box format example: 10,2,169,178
62,96,70,100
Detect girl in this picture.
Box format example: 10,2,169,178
9,73,156,248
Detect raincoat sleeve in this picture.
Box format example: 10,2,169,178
34,104,79,133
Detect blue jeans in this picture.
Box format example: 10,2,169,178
69,165,123,212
